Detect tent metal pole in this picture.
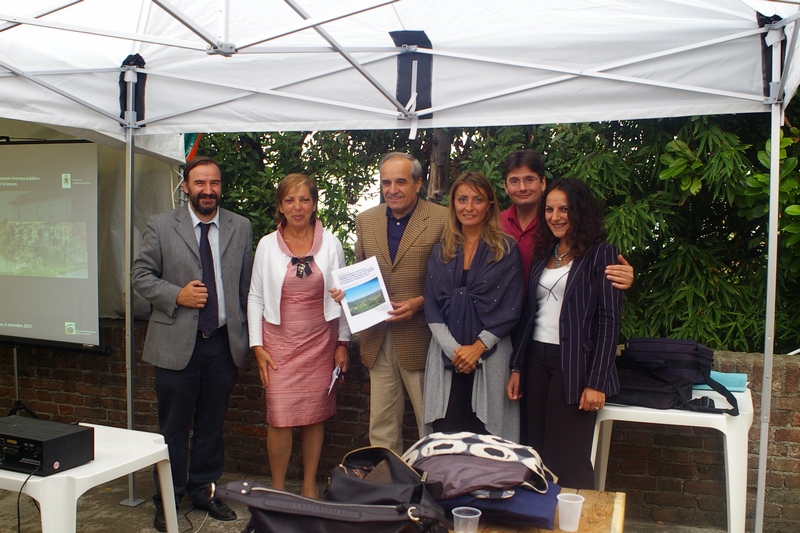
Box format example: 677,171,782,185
754,32,784,533
120,68,145,507
0,56,121,121
283,0,410,117
137,84,399,126
236,0,398,51
0,12,204,52
151,0,220,49
0,0,81,33
412,47,763,115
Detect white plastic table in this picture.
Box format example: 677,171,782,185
591,388,754,533
0,423,179,533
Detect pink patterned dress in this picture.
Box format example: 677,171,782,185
261,224,337,427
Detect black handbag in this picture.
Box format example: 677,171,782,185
324,447,449,532
215,480,448,533
613,338,739,415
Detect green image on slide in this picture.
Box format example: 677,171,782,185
0,221,89,278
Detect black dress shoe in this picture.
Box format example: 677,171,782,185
153,507,167,532
194,498,237,521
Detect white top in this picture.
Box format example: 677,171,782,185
533,262,571,345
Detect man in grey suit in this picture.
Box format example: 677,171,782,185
132,155,253,532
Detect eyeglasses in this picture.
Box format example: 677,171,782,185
506,177,540,187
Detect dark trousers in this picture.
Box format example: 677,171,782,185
432,370,487,435
523,341,596,489
153,329,238,507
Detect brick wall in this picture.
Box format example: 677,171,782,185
0,320,797,531
602,351,798,530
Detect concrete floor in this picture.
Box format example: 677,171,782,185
0,469,281,533
624,521,725,533
0,468,726,533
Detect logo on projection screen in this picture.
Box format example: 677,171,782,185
64,321,95,337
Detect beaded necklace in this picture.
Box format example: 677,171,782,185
553,243,571,268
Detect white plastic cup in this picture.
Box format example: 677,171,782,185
556,493,585,532
452,506,482,533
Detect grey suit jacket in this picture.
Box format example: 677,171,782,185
131,205,254,371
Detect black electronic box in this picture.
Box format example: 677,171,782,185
0,416,94,476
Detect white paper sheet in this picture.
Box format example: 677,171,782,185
328,366,341,395
332,256,393,333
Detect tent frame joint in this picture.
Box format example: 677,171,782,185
766,81,783,105
206,42,237,57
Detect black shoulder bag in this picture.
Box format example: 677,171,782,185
610,338,739,415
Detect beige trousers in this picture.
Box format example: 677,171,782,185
367,327,425,455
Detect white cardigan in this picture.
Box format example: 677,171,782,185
247,227,350,347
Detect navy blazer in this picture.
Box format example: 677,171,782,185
510,241,622,404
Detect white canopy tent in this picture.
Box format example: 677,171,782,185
1,1,799,133
1,1,798,530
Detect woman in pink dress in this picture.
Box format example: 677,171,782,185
247,173,350,498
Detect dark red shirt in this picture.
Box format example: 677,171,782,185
500,204,538,282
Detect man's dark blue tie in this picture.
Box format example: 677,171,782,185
198,222,219,336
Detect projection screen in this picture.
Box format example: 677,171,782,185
0,142,99,346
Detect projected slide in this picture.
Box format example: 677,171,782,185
0,143,99,345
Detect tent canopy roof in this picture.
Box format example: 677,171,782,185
2,0,800,144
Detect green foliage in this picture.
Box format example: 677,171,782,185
193,113,800,353
736,124,800,353
199,131,281,242
455,119,799,353
197,130,430,262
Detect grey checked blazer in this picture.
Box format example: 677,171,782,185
355,199,447,371
131,205,253,371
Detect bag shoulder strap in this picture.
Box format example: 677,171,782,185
617,357,739,416
694,370,739,416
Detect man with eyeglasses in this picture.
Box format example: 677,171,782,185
500,149,634,287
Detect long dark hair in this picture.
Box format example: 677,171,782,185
532,178,606,260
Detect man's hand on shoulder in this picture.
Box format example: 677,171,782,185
177,280,209,308
386,296,424,322
605,255,634,290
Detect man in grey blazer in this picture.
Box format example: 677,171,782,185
132,156,253,532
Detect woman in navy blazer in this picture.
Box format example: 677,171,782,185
507,178,622,489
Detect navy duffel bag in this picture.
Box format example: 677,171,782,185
615,338,738,415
